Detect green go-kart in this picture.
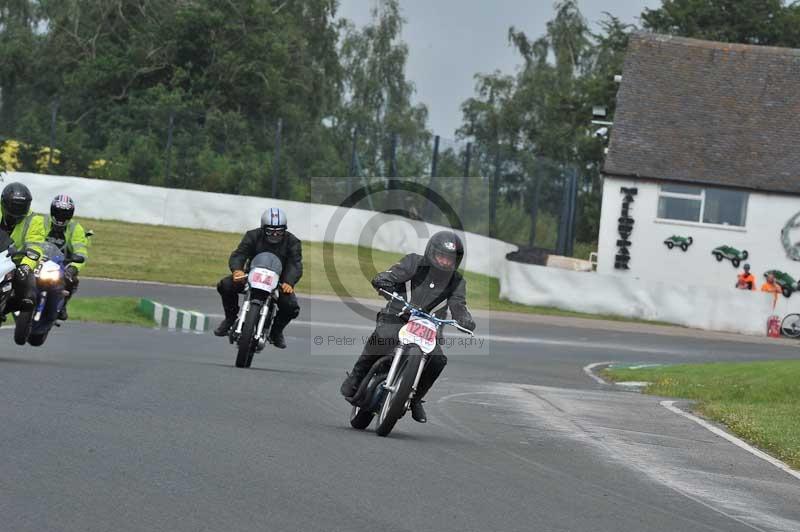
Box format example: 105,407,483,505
664,235,693,251
711,245,748,268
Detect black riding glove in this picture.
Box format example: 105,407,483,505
16,264,32,282
65,265,79,285
455,315,476,332
372,278,396,296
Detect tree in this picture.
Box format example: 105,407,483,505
336,0,430,180
642,0,800,47
455,0,625,250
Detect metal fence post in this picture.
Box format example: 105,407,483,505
387,132,398,193
164,109,175,186
528,169,540,247
566,167,579,257
424,135,440,221
460,142,472,222
47,96,60,172
489,145,500,238
271,118,283,198
347,128,358,196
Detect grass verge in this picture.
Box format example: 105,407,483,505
603,361,800,469
74,216,663,324
70,296,155,327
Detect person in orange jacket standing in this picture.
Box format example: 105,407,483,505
761,272,782,309
736,264,756,290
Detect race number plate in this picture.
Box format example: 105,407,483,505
398,317,438,354
248,267,279,292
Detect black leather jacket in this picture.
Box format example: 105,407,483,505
372,253,473,324
229,229,303,286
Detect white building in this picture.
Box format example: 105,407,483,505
598,33,800,294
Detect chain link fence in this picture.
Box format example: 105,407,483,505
0,101,591,259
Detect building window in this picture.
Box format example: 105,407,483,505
657,184,748,227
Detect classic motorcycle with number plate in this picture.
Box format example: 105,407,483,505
228,252,283,368
347,289,473,437
14,241,84,346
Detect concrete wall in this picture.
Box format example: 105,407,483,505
598,176,800,290
9,170,791,336
6,172,517,279
499,260,794,336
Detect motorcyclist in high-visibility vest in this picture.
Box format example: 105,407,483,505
44,195,89,320
0,182,45,315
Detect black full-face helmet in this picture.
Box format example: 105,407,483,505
261,207,287,244
1,182,32,226
51,194,75,228
424,231,464,272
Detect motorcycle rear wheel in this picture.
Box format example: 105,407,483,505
375,349,423,437
235,303,260,368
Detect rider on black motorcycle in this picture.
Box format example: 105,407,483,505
44,195,89,320
0,182,45,314
213,208,302,348
339,230,476,423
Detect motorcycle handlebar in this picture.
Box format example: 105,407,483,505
378,288,474,336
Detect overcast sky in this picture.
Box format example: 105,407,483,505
337,0,662,138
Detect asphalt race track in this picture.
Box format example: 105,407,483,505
0,279,798,531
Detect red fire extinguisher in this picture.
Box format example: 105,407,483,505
767,315,781,338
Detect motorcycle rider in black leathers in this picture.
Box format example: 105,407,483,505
213,208,302,349
339,231,476,423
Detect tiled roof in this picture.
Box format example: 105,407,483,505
604,32,800,194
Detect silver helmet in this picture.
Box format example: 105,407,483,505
261,207,287,244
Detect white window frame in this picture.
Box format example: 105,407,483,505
656,184,748,230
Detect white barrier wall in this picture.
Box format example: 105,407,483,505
7,172,517,278
8,171,787,336
500,260,793,336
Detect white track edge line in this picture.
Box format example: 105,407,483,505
660,400,800,482
583,361,613,385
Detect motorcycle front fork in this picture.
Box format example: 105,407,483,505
233,297,272,350
33,291,48,322
234,299,250,336
383,346,428,397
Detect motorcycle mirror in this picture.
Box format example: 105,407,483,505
85,229,95,238
70,255,85,264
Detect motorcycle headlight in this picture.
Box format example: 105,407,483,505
38,269,61,285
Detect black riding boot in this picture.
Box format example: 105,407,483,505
214,306,239,337
269,320,288,349
58,294,72,321
410,356,447,423
340,354,376,398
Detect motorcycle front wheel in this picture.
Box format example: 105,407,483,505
28,331,48,347
375,348,423,437
235,303,261,368
14,311,32,346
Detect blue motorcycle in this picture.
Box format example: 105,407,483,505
14,242,84,347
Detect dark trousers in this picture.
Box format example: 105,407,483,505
64,274,79,306
217,275,299,331
353,312,447,399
